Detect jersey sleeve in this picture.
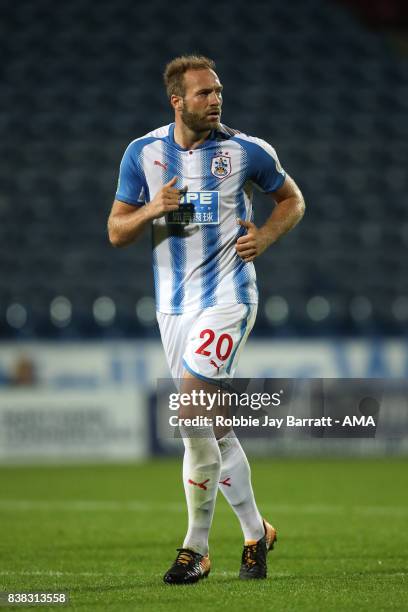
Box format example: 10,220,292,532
115,141,146,206
238,135,286,193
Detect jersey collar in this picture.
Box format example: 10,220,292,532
168,122,218,151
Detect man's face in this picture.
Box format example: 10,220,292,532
178,69,223,132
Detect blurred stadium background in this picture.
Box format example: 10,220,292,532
1,2,408,609
0,0,407,461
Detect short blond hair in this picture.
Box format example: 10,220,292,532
163,55,216,99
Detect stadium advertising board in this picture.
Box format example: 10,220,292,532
0,389,147,462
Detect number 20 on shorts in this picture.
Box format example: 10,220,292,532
195,329,233,361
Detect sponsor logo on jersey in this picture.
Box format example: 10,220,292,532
167,191,220,225
211,155,231,178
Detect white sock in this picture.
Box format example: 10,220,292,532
218,431,264,542
182,426,221,556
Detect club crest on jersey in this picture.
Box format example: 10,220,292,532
211,155,231,179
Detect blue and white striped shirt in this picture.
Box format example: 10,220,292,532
115,123,285,314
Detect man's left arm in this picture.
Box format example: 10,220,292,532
235,174,305,263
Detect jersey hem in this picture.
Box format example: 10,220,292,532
156,299,258,315
182,359,231,387
263,171,286,193
115,194,145,206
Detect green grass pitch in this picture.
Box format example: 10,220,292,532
0,458,407,611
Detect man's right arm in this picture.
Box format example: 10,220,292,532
108,200,153,247
107,176,181,248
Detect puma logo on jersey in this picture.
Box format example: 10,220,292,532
154,160,168,170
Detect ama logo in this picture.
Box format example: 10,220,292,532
342,415,376,426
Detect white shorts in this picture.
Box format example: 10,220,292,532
157,303,257,383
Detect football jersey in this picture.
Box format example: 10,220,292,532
115,123,285,314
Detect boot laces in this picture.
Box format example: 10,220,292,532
175,549,195,566
243,543,258,567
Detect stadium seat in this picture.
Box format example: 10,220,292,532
0,0,404,337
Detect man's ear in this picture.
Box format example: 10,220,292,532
170,95,183,112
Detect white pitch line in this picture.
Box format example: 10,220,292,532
353,506,408,517
0,570,406,578
0,570,290,578
216,571,407,577
0,501,406,516
0,570,124,577
0,500,164,512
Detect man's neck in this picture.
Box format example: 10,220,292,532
173,121,212,150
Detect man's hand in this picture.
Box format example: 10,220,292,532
235,219,269,263
235,175,305,262
148,176,184,220
108,177,186,247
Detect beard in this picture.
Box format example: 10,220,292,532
181,103,221,133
